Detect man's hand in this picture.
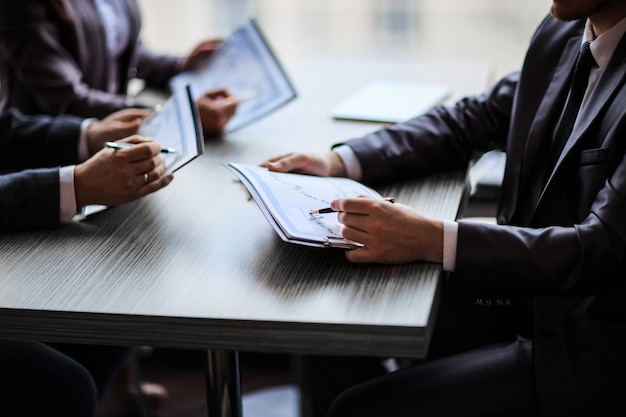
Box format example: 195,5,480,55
74,136,173,209
262,151,348,177
330,196,444,264
85,108,151,156
181,39,222,72
196,88,239,135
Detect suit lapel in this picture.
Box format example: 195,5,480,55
516,36,579,221
540,33,626,197
521,37,579,184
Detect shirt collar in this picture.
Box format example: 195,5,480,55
584,16,626,70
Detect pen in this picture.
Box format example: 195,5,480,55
104,141,176,154
310,197,395,215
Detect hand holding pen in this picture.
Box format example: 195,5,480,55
324,196,444,265
310,197,395,214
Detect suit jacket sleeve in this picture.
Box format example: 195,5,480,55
0,167,60,231
133,42,183,87
0,108,82,170
341,73,518,185
0,109,82,231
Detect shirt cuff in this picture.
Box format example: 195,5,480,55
79,118,97,161
442,220,458,272
333,145,363,180
59,165,78,222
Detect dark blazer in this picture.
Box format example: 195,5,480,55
0,109,82,231
0,0,182,118
344,16,626,415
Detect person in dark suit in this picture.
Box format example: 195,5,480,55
263,0,626,415
0,0,238,135
0,108,172,415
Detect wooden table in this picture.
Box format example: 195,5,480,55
0,59,490,416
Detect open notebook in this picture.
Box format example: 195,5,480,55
228,163,384,249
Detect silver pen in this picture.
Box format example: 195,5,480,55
104,141,176,154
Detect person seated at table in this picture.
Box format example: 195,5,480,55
0,107,172,231
0,0,238,135
262,0,626,415
0,107,171,415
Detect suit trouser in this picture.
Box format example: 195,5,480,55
0,340,130,417
305,288,534,417
327,336,534,417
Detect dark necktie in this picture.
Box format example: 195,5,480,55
544,41,596,180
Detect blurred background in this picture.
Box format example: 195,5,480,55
137,0,550,84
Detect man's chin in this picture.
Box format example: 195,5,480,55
550,0,610,22
550,5,580,22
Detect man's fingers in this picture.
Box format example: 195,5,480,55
262,153,293,165
109,108,151,121
265,153,310,172
341,225,369,245
344,247,373,264
333,197,377,215
110,141,161,162
138,174,174,195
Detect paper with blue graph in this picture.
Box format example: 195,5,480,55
228,163,384,249
170,18,296,132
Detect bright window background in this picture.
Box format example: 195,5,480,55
137,0,550,83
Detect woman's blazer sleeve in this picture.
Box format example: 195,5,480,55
0,1,135,118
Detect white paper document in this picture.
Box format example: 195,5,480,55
331,80,451,123
228,163,383,248
170,18,297,132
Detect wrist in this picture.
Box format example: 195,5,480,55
328,151,348,177
73,163,90,209
81,118,99,158
413,219,444,264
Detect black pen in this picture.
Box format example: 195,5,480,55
104,141,176,154
310,197,395,215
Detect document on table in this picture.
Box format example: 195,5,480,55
80,86,204,218
331,80,451,123
170,18,297,132
228,163,383,249
138,86,204,174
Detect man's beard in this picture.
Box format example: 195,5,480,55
550,0,611,21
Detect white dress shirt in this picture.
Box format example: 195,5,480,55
59,119,94,222
93,0,132,93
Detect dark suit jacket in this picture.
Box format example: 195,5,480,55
0,109,82,231
343,16,626,415
0,0,182,118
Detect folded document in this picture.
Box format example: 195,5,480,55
228,163,383,249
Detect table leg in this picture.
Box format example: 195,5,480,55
205,350,242,417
